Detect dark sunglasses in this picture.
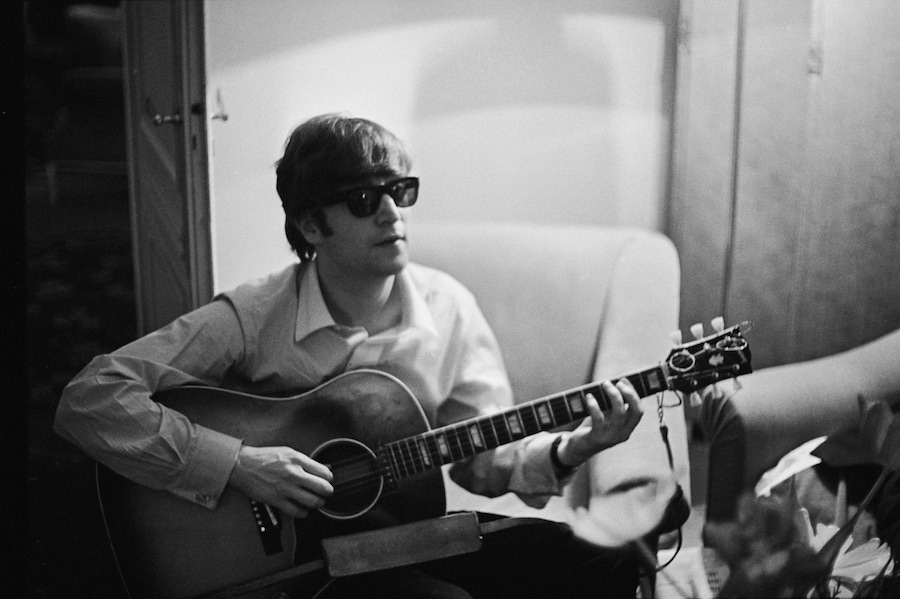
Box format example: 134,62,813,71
321,177,419,217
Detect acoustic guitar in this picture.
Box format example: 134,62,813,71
97,323,751,598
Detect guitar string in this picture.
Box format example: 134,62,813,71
316,394,616,480
326,416,702,494
315,368,700,488
314,350,744,494
327,426,551,491
319,381,635,478
318,414,557,475
316,374,677,481
325,381,736,494
319,427,549,489
319,429,513,490
319,366,741,495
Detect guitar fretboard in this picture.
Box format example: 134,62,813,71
379,364,669,481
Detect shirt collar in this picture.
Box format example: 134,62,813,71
295,261,336,341
395,266,439,338
295,261,438,341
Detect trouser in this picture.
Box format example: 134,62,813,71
305,513,640,599
700,392,746,523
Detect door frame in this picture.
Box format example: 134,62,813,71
122,0,211,336
180,1,212,318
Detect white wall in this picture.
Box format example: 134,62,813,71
204,0,676,292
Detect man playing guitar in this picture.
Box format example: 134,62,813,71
56,114,649,598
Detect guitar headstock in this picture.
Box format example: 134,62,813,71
665,321,752,393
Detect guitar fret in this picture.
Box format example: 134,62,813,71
535,401,555,430
469,422,486,450
644,367,667,396
549,396,569,426
518,404,541,435
389,443,408,479
413,437,425,470
505,411,524,438
626,372,647,397
585,384,608,411
396,439,410,474
478,418,498,449
456,424,475,456
416,436,433,468
565,390,587,418
491,414,513,445
487,417,501,447
560,393,574,422
424,434,443,466
445,428,463,461
401,438,419,474
434,432,452,464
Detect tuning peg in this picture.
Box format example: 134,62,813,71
711,316,725,333
669,329,683,345
690,323,704,340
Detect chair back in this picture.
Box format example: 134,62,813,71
412,221,689,527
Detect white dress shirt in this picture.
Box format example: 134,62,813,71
55,261,567,509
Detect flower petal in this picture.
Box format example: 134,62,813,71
831,538,895,580
755,436,826,497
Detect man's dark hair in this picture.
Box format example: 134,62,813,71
275,113,412,261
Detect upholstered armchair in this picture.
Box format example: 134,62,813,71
412,221,691,544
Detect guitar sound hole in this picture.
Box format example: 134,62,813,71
312,438,383,520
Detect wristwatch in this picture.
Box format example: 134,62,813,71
550,435,575,478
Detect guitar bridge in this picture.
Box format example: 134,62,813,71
250,500,284,555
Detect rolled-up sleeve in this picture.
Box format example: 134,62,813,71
54,300,246,509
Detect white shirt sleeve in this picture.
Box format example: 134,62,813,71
54,300,246,508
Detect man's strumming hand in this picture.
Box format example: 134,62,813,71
229,445,334,518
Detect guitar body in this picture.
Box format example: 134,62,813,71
97,369,446,599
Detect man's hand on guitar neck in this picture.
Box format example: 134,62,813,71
554,378,643,470
228,445,334,518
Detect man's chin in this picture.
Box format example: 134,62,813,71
373,254,409,277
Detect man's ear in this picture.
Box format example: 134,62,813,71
295,215,323,244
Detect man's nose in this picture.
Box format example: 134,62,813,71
374,193,402,220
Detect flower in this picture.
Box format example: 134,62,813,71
704,493,828,598
801,508,895,597
707,396,900,598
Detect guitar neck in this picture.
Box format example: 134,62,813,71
380,363,670,482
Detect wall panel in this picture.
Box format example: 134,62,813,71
668,0,739,340
670,0,900,368
204,0,678,292
794,1,900,360
726,1,812,366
